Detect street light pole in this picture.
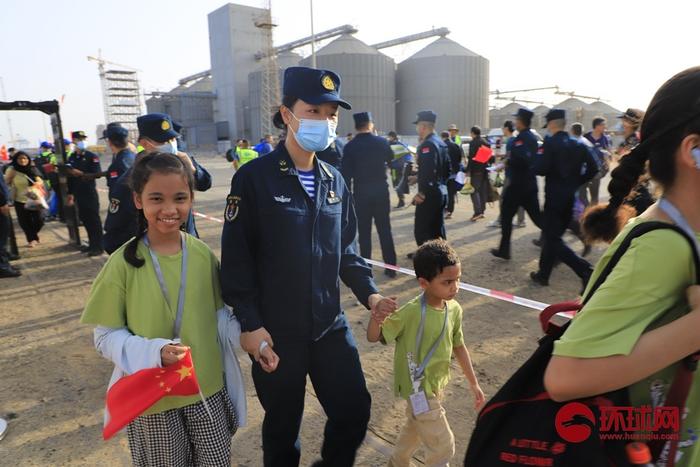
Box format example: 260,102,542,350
310,0,316,68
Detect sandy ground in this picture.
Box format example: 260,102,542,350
0,157,607,466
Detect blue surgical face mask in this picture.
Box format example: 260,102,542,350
76,141,87,151
288,112,337,152
156,140,178,155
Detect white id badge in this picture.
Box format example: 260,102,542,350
409,390,430,415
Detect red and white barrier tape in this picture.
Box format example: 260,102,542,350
96,186,551,312
364,259,549,311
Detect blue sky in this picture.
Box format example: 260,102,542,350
1,0,698,146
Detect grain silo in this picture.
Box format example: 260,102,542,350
299,34,395,136
248,51,302,140
489,103,524,129
396,37,489,135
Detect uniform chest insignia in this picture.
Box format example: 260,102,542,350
421,147,430,154
279,159,289,172
109,198,120,214
274,195,291,203
225,195,241,222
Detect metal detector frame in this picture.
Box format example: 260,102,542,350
0,100,80,245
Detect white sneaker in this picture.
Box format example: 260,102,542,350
487,220,501,228
515,221,527,228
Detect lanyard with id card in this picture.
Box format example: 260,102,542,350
407,294,448,416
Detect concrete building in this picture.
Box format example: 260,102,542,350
208,3,267,142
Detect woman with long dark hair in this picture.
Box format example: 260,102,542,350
4,151,45,247
545,66,700,466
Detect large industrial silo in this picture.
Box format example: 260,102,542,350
299,34,396,136
248,51,302,140
396,37,489,135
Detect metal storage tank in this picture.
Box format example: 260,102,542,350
489,102,524,129
299,34,396,136
248,51,302,140
531,105,551,130
396,37,489,135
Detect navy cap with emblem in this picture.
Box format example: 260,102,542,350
71,130,87,140
101,122,129,140
412,110,437,124
352,112,372,126
137,113,180,143
542,108,566,128
512,107,534,122
283,67,351,110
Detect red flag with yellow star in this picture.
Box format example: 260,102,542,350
103,349,201,439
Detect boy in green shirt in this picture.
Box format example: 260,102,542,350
368,239,485,466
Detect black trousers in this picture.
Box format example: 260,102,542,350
446,179,460,213
14,202,44,243
395,162,413,198
355,191,397,265
76,191,103,251
469,171,489,216
414,191,447,246
251,319,371,467
496,186,541,257
538,203,592,280
0,213,10,270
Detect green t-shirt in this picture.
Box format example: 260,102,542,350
381,294,465,400
554,218,700,466
81,234,224,415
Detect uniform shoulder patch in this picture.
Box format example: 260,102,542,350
225,195,241,222
109,198,120,214
421,146,431,154
514,140,523,146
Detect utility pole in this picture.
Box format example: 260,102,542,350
310,0,316,68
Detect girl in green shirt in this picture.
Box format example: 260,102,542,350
545,66,700,466
81,153,239,466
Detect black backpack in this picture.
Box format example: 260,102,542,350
464,221,700,467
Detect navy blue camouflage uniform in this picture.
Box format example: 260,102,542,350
535,130,598,282
414,132,451,245
67,150,103,252
341,130,397,267
221,143,378,467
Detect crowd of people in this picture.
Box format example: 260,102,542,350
3,63,700,466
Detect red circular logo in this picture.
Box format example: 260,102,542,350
555,402,595,443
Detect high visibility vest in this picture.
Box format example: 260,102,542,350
454,135,462,146
238,148,258,166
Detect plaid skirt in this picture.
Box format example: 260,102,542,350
126,388,237,467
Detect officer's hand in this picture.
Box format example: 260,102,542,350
160,343,190,366
66,195,75,207
241,327,279,373
0,205,10,216
369,294,398,323
175,151,197,173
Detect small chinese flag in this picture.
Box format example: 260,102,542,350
103,349,201,440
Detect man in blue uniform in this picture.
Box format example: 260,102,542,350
341,111,397,277
221,66,397,467
66,131,104,256
530,109,598,288
316,139,343,170
412,110,451,249
136,113,212,236
491,108,542,259
101,123,136,253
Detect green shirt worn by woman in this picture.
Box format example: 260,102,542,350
81,234,224,415
554,217,700,467
381,295,465,399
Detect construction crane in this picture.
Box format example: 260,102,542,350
490,86,560,97
494,96,549,106
87,50,143,140
255,0,281,139
555,89,610,102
